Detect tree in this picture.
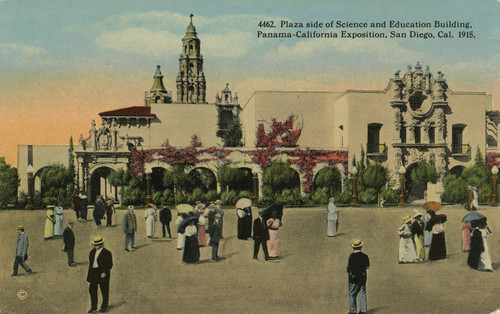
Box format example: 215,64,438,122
363,162,388,198
411,159,439,185
218,165,253,192
0,158,20,206
109,168,133,206
262,161,300,199
223,117,243,147
313,167,342,196
41,163,72,206
68,136,76,197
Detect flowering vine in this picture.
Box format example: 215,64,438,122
256,114,302,147
486,152,500,169
130,138,231,177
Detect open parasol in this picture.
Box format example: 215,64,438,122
177,215,198,234
261,203,283,222
423,201,442,211
236,198,252,209
425,214,447,231
176,203,194,214
462,212,486,222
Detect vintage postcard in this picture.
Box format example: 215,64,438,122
1,0,500,313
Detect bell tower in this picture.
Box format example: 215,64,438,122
176,14,207,104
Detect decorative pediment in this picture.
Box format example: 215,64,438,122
388,62,448,105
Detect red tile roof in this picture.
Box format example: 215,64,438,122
99,106,156,117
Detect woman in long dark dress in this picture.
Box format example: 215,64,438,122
182,220,200,263
237,206,252,239
426,214,447,261
467,226,483,269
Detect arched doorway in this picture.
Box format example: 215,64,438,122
448,165,465,177
405,163,426,203
186,167,217,192
312,166,342,196
90,167,113,203
151,167,168,192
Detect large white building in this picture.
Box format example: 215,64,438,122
18,17,499,203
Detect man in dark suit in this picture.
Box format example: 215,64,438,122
346,239,370,314
93,196,106,226
209,214,223,261
87,236,113,313
62,220,76,266
159,203,172,238
252,210,269,261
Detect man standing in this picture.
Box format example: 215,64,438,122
12,225,33,276
215,200,224,237
209,214,222,261
80,192,88,220
63,220,76,266
159,203,172,238
123,205,137,252
73,192,81,219
87,236,113,313
346,239,370,314
93,196,106,226
252,210,269,261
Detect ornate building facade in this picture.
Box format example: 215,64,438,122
17,16,498,203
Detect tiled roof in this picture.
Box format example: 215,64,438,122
99,106,156,117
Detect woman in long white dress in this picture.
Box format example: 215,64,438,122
144,204,157,238
398,215,418,263
479,220,493,271
53,202,64,236
326,197,339,237
176,213,186,250
266,210,282,259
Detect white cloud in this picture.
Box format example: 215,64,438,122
94,28,179,58
94,11,281,58
0,43,44,56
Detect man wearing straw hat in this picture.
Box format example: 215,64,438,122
12,225,33,276
87,235,113,313
347,239,370,314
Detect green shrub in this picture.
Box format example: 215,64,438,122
479,185,491,203
162,189,175,206
441,174,466,203
381,187,399,205
312,187,330,204
335,190,352,205
238,190,253,200
151,191,164,205
276,188,301,205
221,191,238,206
43,196,58,207
358,188,377,204
206,190,219,202
17,191,28,208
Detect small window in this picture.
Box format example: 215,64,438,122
367,123,382,153
414,127,421,144
400,127,406,143
429,126,435,144
452,124,466,153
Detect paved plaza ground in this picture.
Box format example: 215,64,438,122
1,204,500,313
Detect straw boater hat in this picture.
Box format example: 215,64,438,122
351,239,363,248
402,215,412,224
91,236,105,246
17,225,25,230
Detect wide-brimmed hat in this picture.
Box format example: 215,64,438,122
351,239,363,248
215,213,222,218
128,205,135,210
402,215,412,224
17,225,25,230
91,236,105,246
215,200,222,205
146,203,156,209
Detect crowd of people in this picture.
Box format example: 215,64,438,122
15,192,497,313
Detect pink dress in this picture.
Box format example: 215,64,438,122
266,218,282,258
462,222,471,252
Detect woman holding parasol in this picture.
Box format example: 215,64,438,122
425,214,447,260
